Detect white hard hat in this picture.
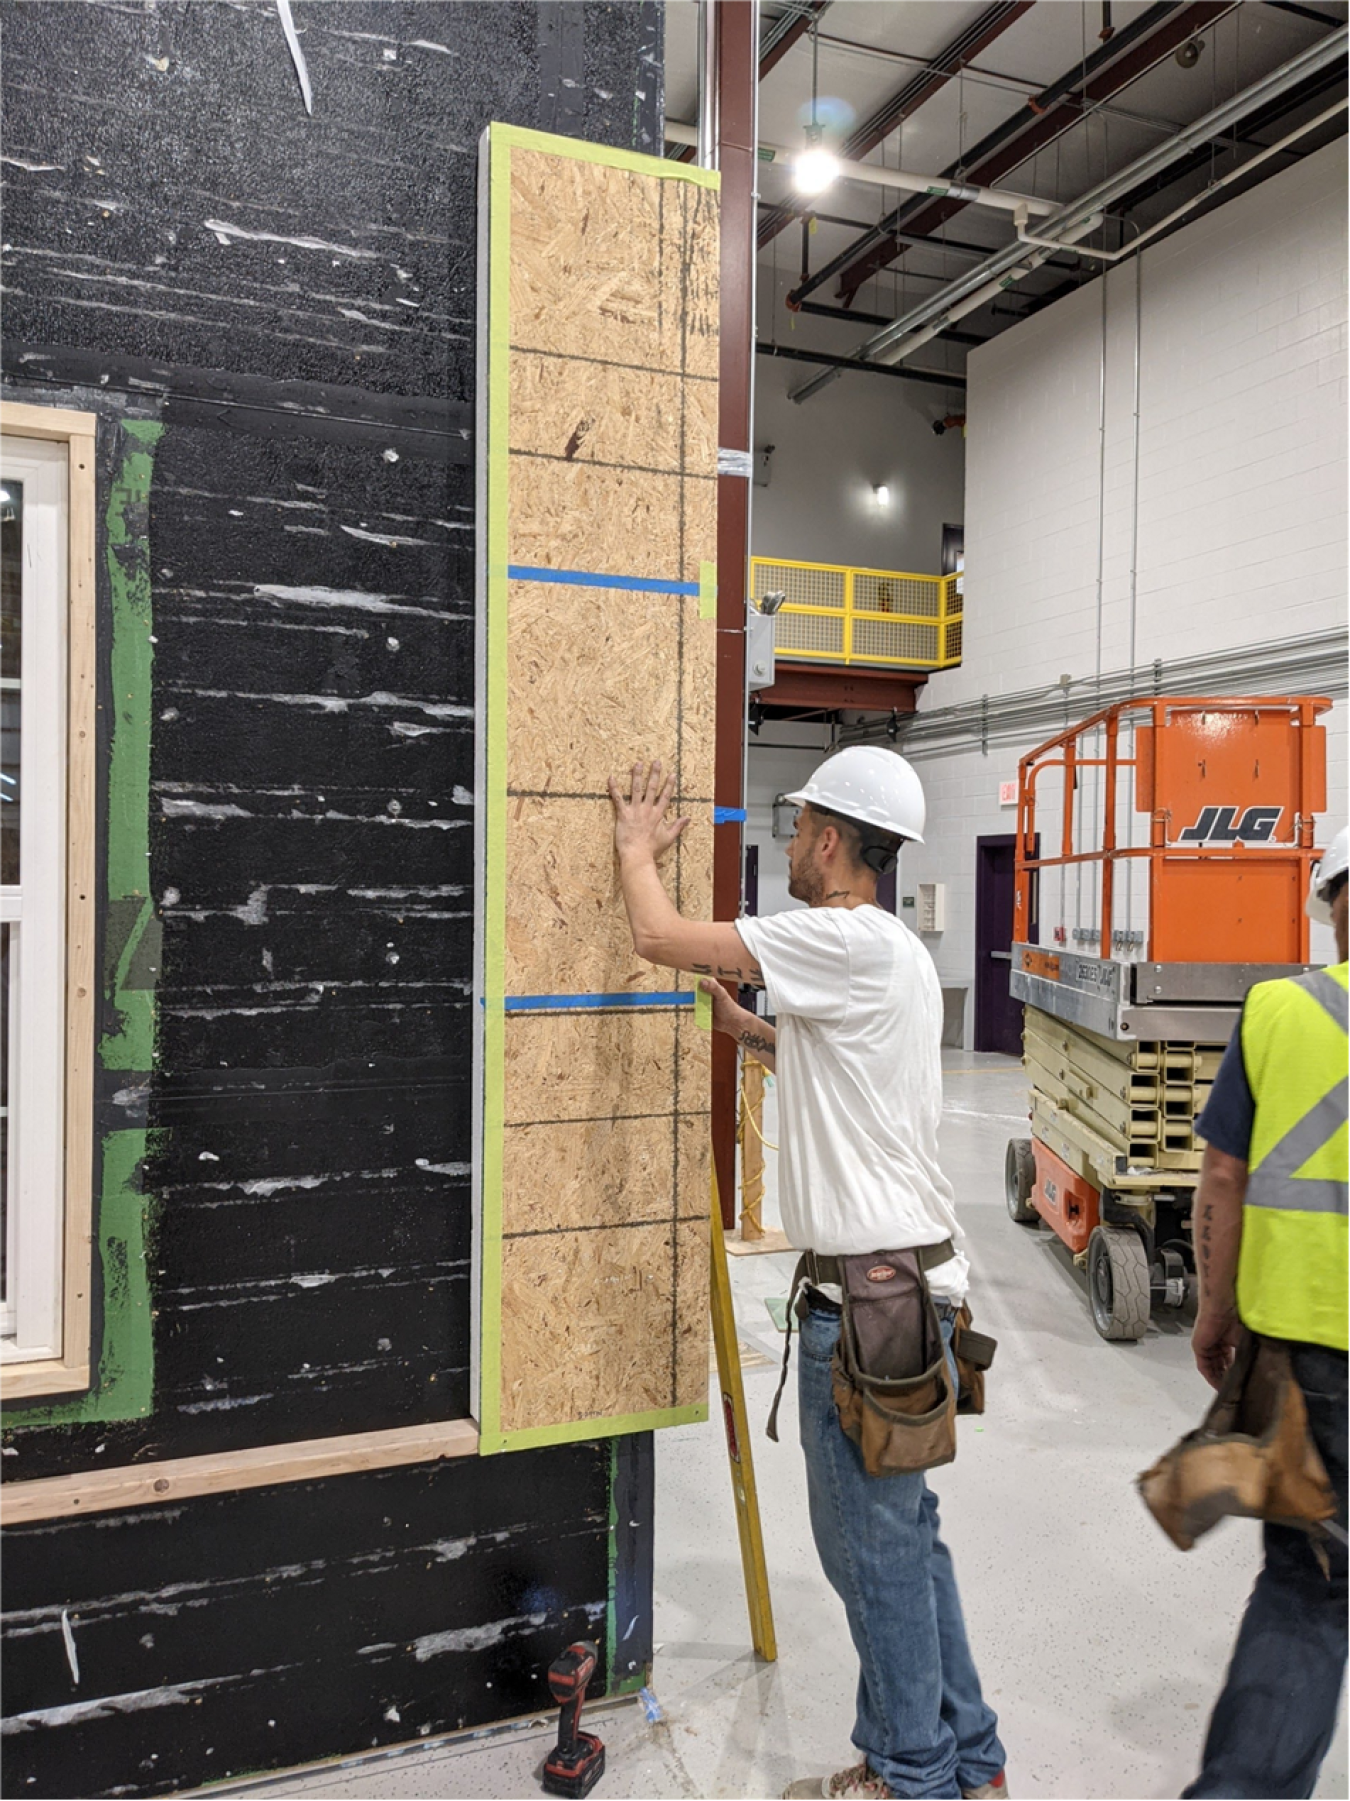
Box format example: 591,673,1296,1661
785,744,926,845
1307,826,1350,925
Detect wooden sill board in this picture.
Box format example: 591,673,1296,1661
0,1419,480,1526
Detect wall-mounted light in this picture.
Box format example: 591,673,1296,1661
873,483,891,508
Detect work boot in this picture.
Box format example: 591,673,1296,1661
783,1763,893,1799
962,1776,1009,1799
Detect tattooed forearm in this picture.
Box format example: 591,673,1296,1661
1199,1200,1213,1280
690,961,765,987
740,1030,774,1056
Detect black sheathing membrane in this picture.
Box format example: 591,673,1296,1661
1,3,662,1791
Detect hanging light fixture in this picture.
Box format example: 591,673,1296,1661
793,17,838,196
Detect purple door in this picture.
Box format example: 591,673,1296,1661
974,835,1024,1056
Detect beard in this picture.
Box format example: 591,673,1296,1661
787,858,825,906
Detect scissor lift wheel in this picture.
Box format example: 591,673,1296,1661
1087,1224,1150,1342
1004,1138,1038,1224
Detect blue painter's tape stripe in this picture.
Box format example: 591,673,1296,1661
504,991,696,1012
507,564,698,597
713,806,747,824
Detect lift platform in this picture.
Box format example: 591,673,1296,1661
1004,694,1330,1339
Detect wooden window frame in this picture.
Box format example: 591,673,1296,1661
0,401,97,1399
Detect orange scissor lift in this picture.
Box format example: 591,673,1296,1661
1004,695,1329,1340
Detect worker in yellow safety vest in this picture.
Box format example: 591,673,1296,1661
1183,826,1348,1801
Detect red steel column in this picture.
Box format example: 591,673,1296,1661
713,0,755,1229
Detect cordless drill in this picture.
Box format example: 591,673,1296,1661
541,1640,605,1799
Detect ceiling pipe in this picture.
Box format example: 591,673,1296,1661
757,341,966,389
696,1,719,172
790,213,1102,401
787,22,1349,401
663,118,1055,216
794,298,987,345
1013,95,1349,263
816,0,1238,308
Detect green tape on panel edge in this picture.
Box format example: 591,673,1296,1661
698,559,717,621
3,419,163,1431
479,1402,708,1458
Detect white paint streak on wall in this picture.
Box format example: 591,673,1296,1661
340,524,431,548
182,688,472,720
203,220,375,259
410,1612,548,1662
159,800,253,820
0,1667,299,1733
60,1612,80,1686
253,583,454,621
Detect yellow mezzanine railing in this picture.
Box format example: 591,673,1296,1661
750,556,963,671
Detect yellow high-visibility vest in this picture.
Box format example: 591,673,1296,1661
1237,962,1348,1352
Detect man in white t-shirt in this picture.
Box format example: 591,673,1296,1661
610,747,1006,1801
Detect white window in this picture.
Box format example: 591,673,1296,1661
1,406,97,1397
2,438,67,1355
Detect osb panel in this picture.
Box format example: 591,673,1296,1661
676,1114,712,1211
683,183,721,381
487,135,719,1442
510,354,688,472
501,1116,674,1237
676,821,714,927
505,797,709,997
682,471,718,581
499,1223,682,1432
505,580,682,796
684,379,719,477
503,1010,708,1128
508,456,682,581
673,1217,712,1405
509,149,689,372
680,604,717,803
505,1010,679,1125
676,1010,712,1115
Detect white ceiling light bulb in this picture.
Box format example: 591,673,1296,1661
874,483,891,508
794,140,839,196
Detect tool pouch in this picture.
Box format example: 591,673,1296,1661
765,1245,997,1474
952,1302,997,1417
830,1250,957,1477
1138,1330,1337,1554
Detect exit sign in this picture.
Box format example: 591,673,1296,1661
999,781,1017,806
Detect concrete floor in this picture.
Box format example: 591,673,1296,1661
219,1053,1347,1801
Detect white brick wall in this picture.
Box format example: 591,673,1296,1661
901,140,1348,1035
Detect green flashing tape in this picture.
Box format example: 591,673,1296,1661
480,1402,708,1458
490,120,720,189
695,985,713,1032
102,419,164,1072
3,1130,156,1428
698,559,717,621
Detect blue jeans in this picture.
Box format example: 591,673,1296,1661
1184,1342,1348,1799
798,1296,1005,1799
